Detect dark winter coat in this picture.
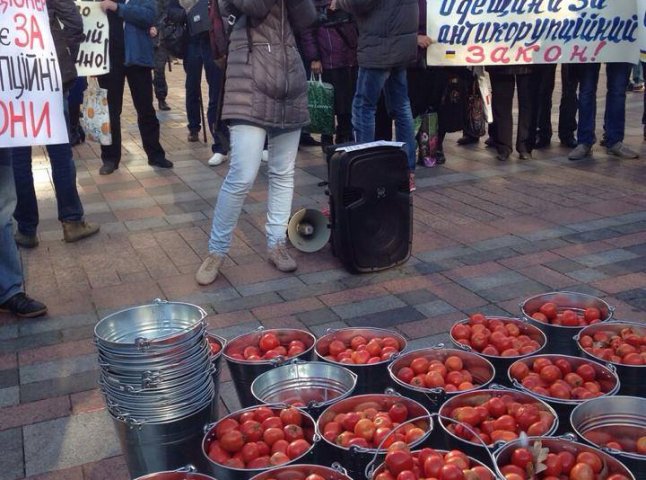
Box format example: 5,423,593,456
336,0,417,69
105,0,157,67
47,0,84,88
220,0,317,129
299,1,357,70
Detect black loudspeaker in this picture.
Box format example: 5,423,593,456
327,143,412,273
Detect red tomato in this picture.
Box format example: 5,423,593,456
540,365,563,383
305,475,326,480
385,450,414,476
254,407,275,423
247,456,270,469
279,407,302,426
510,362,530,380
561,309,579,326
452,323,472,340
493,415,517,432
388,402,408,423
510,448,532,469
241,442,260,463
271,439,289,455
328,340,346,357
439,464,464,480
584,307,601,322
575,364,596,382
405,427,425,444
569,462,594,480
259,333,280,352
216,418,240,439
220,430,244,453
269,451,290,466
396,470,416,480
366,339,383,357
350,335,367,350
352,350,371,364
575,452,602,473
354,418,376,442
445,356,464,371
469,313,487,325
557,451,576,472
283,424,304,442
423,455,444,478
208,441,230,464
470,465,494,480
286,438,311,459
263,427,285,447
341,412,362,431
240,420,263,442
382,336,400,349
531,312,549,323
396,367,415,384
539,302,558,320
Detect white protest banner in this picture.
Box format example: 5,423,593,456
0,0,68,147
639,0,646,62
427,0,640,66
75,0,110,76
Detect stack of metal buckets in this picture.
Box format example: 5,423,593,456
95,300,214,478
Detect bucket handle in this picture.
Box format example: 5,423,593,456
452,342,472,352
175,465,197,473
331,462,348,475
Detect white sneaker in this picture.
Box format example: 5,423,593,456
208,152,227,166
261,150,269,162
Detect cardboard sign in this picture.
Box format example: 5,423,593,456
427,0,640,66
75,0,110,76
0,0,68,147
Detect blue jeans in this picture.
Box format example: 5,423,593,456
632,62,643,84
184,34,228,153
12,90,83,235
352,67,416,171
577,62,631,146
208,124,301,255
0,149,24,304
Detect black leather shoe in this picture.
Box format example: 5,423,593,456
99,162,118,175
158,100,171,111
187,132,199,142
14,231,38,248
485,137,496,148
300,134,321,147
436,151,446,164
0,292,47,318
518,151,533,160
534,138,551,149
457,135,479,146
497,152,510,161
148,158,174,169
560,137,578,149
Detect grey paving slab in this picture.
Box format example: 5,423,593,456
478,279,549,303
456,247,519,265
396,289,439,306
23,410,121,476
576,249,640,268
454,270,528,292
562,228,623,244
124,217,169,231
213,292,282,314
0,368,19,389
277,280,345,301
565,268,609,283
597,258,646,275
331,295,407,320
0,386,19,407
20,370,100,403
417,172,479,187
471,235,529,252
219,380,242,414
414,300,459,318
613,220,646,234
0,324,18,341
415,246,477,263
212,320,263,340
19,354,98,385
0,331,63,355
404,333,451,351
511,238,570,254
0,428,24,480
236,277,307,297
307,321,350,337
543,259,586,274
345,306,426,329
17,313,98,336
179,288,242,312
295,308,341,326
518,226,577,241
298,269,352,285
566,217,626,233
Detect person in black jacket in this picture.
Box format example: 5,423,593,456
11,0,100,248
335,0,419,191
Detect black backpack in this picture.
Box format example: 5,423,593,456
160,14,189,59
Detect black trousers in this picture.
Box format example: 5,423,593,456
558,64,580,142
98,57,165,166
530,64,556,144
322,66,357,142
490,72,534,155
153,46,169,101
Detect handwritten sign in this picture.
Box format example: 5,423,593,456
427,0,640,66
640,0,646,62
0,0,68,147
75,1,109,76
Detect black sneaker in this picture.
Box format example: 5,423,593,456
187,132,199,142
457,135,479,146
0,292,47,318
148,158,174,169
299,134,321,147
14,231,38,248
99,162,118,175
158,99,171,111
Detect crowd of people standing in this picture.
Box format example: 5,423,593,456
0,0,643,318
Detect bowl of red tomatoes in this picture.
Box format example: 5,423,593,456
494,435,635,480
224,329,316,407
202,405,318,480
575,321,646,397
249,464,352,480
314,328,406,394
450,314,546,384
570,395,646,480
520,291,613,356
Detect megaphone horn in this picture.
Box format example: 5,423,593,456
287,208,331,253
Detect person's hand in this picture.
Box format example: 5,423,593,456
311,60,323,76
149,26,158,38
329,0,337,11
417,35,433,49
99,0,118,12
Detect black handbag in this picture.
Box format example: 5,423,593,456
159,14,188,59
186,0,211,36
464,78,487,138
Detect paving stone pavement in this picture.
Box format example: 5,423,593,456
1,65,645,480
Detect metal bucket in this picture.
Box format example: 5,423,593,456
95,300,207,352
570,395,646,480
134,466,216,480
574,321,646,397
368,448,496,480
314,328,407,394
507,353,620,434
224,329,316,407
249,464,352,480
494,435,636,480
315,393,432,480
437,386,559,466
112,400,213,479
251,362,357,418
387,347,495,413
449,316,547,385
206,332,227,421
520,291,614,356
202,405,319,480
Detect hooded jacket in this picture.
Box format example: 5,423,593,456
47,0,84,88
336,0,417,69
220,0,317,129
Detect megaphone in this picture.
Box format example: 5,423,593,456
287,208,331,253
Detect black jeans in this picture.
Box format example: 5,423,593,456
530,64,556,144
559,64,580,142
98,57,166,166
490,72,534,156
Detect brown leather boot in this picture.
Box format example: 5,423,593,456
62,220,100,243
